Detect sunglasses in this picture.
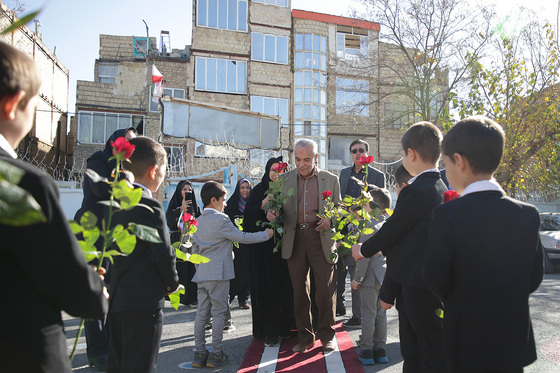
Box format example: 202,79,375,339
351,148,366,154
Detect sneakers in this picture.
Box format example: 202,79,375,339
374,348,389,363
239,302,251,309
292,339,315,353
265,336,279,347
358,349,375,365
204,319,236,331
322,339,335,352
192,350,209,368
343,317,361,329
206,352,228,368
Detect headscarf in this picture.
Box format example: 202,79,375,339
224,178,252,221
167,180,200,217
261,156,283,193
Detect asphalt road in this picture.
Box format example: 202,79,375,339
65,270,560,372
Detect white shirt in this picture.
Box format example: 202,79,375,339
408,168,439,184
0,134,17,159
204,207,221,214
460,179,504,197
133,182,152,198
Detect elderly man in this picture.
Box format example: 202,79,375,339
268,138,341,353
337,139,385,327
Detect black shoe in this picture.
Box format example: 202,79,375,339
336,304,346,316
374,347,388,363
343,317,361,328
265,336,279,347
88,355,108,371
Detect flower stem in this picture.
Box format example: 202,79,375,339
69,318,86,361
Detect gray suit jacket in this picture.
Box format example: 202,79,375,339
280,168,341,263
354,219,386,286
340,165,385,197
192,209,269,282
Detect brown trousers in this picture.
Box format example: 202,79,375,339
287,228,336,344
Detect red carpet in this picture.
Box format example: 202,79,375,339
238,322,365,373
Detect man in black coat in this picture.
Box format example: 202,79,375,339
0,41,108,373
424,117,543,372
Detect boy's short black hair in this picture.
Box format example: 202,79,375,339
394,164,412,188
401,121,442,164
349,139,369,152
122,136,166,177
442,116,505,175
367,185,392,210
201,181,227,207
0,41,41,107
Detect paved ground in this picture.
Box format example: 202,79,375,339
65,270,560,372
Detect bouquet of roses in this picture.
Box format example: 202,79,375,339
263,162,293,253
318,155,392,262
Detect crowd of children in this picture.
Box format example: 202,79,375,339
1,39,544,373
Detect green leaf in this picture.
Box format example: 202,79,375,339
276,226,283,234
85,168,109,184
78,240,100,263
113,181,142,210
0,159,24,184
175,248,188,261
79,211,98,230
168,285,185,310
128,223,163,243
362,228,375,235
1,9,42,35
435,308,444,319
0,180,46,226
83,226,101,247
286,188,294,197
115,229,136,254
171,242,181,250
69,220,84,234
332,232,345,241
189,253,210,264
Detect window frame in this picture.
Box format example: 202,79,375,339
133,37,150,58
336,27,368,60
197,0,248,32
336,78,370,117
150,87,186,112
195,56,247,94
250,95,289,125
98,63,118,84
77,111,144,144
252,0,288,7
164,145,185,174
251,32,288,64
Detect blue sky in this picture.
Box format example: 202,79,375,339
5,0,557,114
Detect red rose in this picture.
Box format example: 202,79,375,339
181,213,198,227
274,162,288,173
443,190,459,202
357,155,374,166
111,137,135,159
322,190,333,200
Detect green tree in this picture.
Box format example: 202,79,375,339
351,0,493,127
456,22,560,198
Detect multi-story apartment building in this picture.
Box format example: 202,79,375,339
0,1,70,178
72,1,447,195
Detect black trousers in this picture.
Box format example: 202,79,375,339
107,309,163,373
398,285,445,373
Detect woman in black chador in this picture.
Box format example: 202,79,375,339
244,157,294,347
224,178,252,309
166,180,200,306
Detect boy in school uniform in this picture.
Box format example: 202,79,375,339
0,41,108,373
423,116,543,372
352,121,447,372
351,186,392,365
107,136,179,373
191,181,273,368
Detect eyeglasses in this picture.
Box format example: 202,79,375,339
351,148,366,154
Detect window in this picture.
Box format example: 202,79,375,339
249,149,289,178
385,102,410,127
195,57,246,94
336,78,369,116
250,96,288,125
150,87,186,112
251,33,288,64
133,37,150,57
252,0,288,7
195,141,247,158
164,146,184,174
98,64,118,84
78,111,144,144
336,26,368,59
197,0,247,32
